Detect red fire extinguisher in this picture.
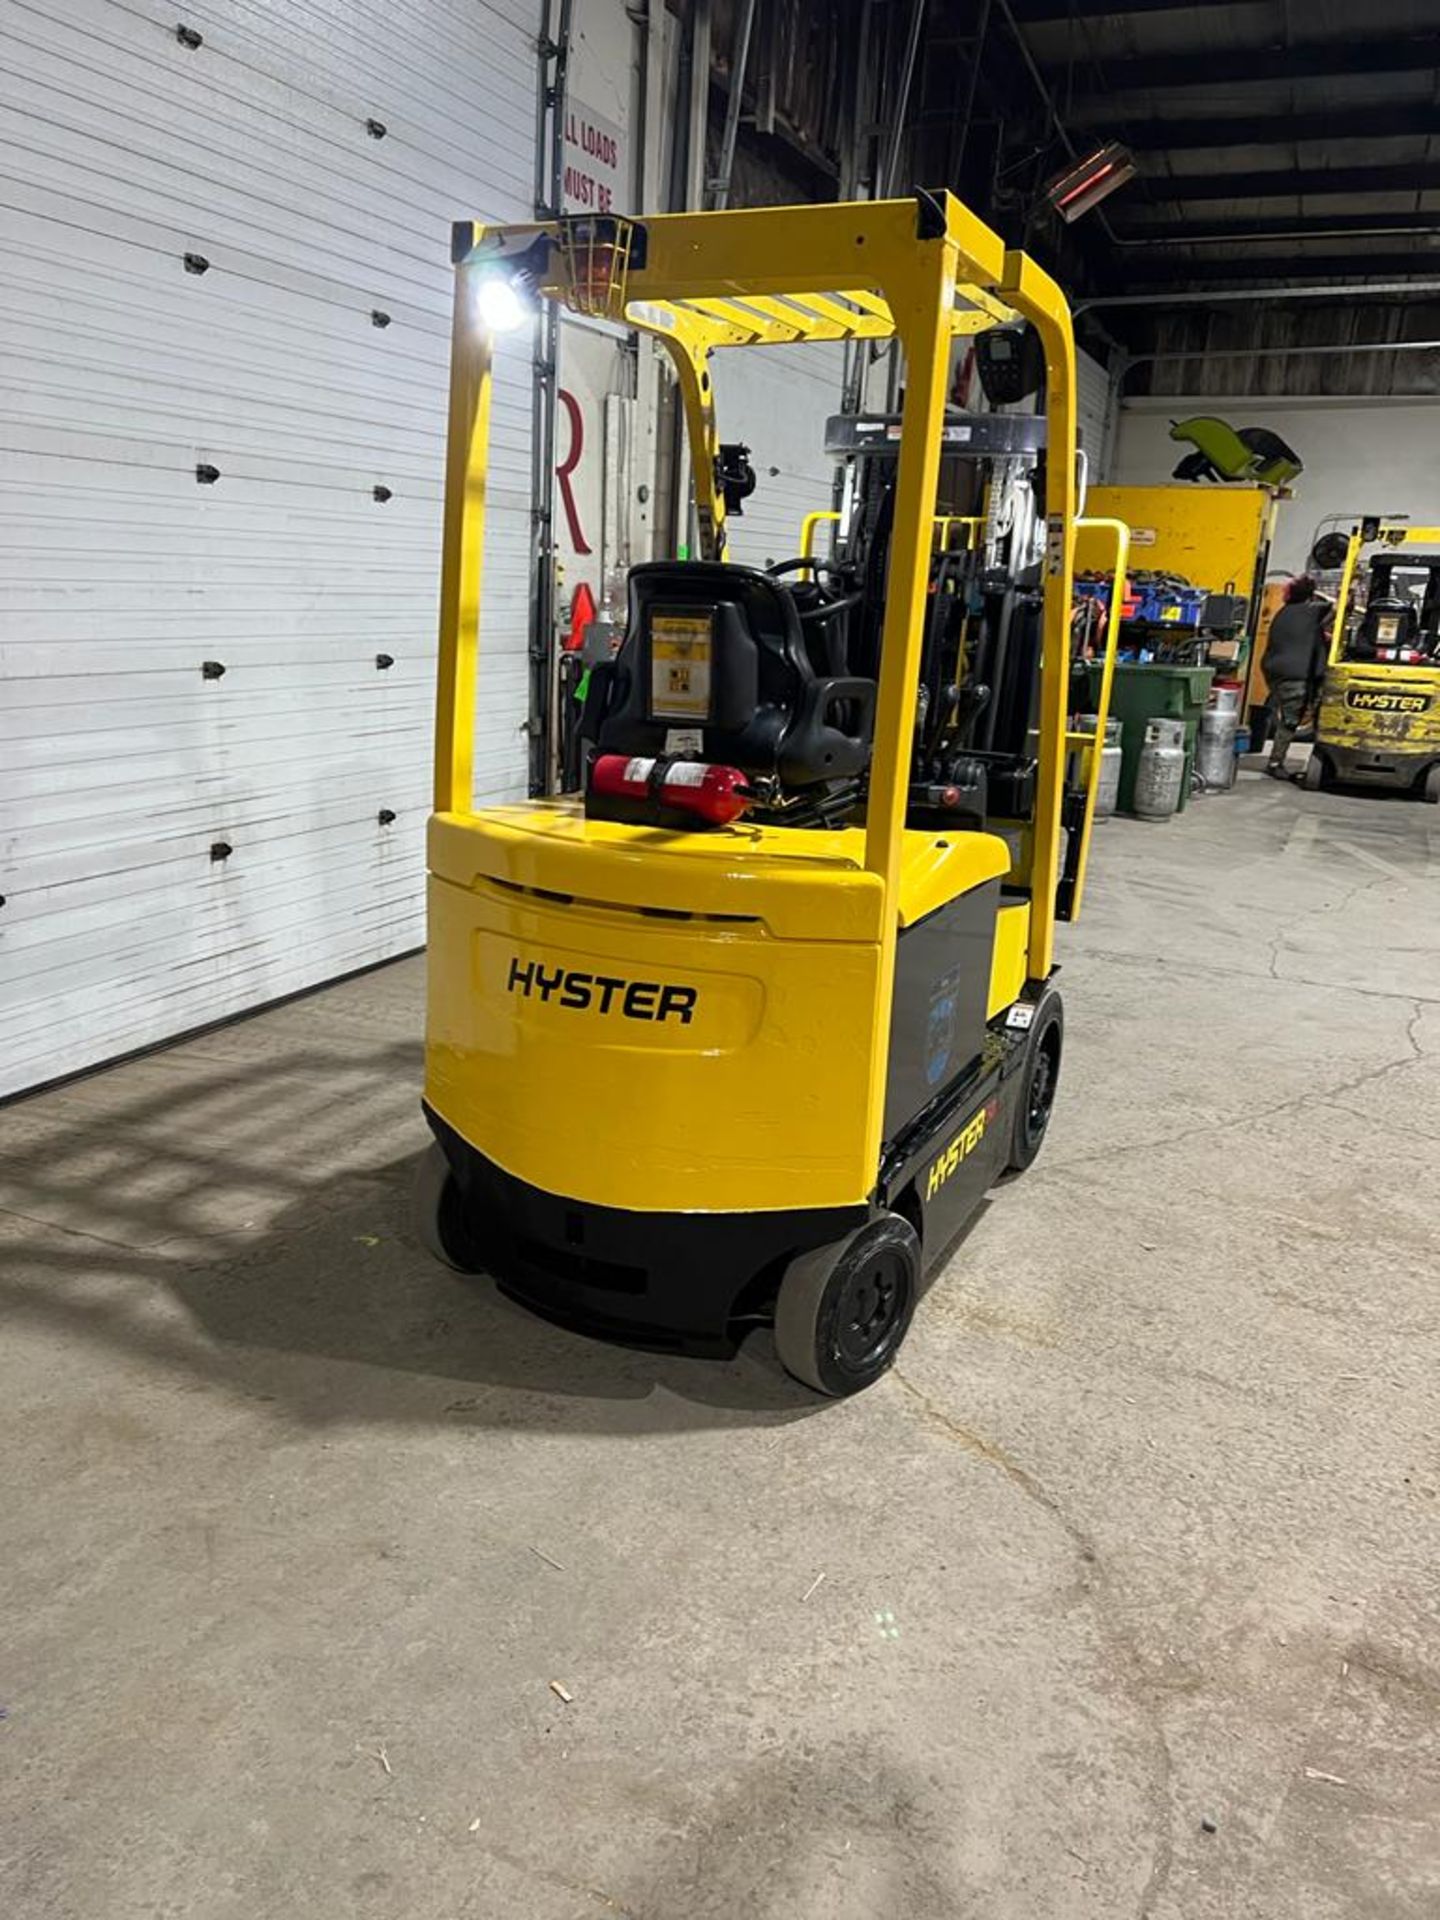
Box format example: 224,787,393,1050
589,753,753,826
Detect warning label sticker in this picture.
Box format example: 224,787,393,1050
650,612,714,721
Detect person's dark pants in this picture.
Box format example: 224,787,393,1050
1267,677,1308,770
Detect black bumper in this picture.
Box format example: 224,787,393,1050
1324,744,1437,788
424,1106,867,1355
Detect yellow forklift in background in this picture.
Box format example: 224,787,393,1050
1305,521,1440,801
415,193,1124,1395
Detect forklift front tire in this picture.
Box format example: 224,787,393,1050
1007,990,1064,1174
413,1142,486,1273
1302,750,1327,793
1424,765,1440,805
773,1214,920,1397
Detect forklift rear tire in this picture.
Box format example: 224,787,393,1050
773,1214,920,1397
1302,751,1327,792
1424,765,1440,805
1007,990,1064,1174
413,1142,486,1273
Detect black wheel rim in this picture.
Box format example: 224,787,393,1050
1025,1029,1060,1144
835,1248,909,1370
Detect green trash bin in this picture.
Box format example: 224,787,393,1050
1083,663,1214,815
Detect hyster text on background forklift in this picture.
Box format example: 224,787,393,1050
1304,519,1440,801
415,193,1127,1395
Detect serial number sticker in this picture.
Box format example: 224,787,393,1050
650,613,713,721
1006,1003,1036,1030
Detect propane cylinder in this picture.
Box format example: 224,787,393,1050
1196,705,1239,791
1077,713,1124,819
589,752,752,826
1134,717,1186,821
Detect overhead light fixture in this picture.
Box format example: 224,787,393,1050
1045,142,1137,224
461,230,553,334
474,270,532,333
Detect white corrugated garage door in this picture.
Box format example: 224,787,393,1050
711,343,844,571
0,0,537,1099
1077,345,1115,480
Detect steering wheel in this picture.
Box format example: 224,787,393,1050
767,555,849,579
767,556,860,623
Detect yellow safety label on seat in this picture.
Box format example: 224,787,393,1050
651,613,713,720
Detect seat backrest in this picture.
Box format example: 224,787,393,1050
586,561,873,787
1360,594,1418,654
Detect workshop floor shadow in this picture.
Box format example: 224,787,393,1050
0,1035,824,1437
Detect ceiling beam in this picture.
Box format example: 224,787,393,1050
1108,104,1440,152
1041,31,1440,90
1009,0,1201,17
1116,250,1440,285
1139,159,1440,201
1111,211,1440,244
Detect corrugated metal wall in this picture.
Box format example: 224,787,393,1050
1136,304,1440,401
1077,346,1116,479
0,0,538,1099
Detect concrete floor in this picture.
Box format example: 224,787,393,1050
3,766,1439,1919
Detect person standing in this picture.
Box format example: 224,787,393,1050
1263,576,1332,780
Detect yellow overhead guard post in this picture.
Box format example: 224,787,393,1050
1065,515,1130,922
420,192,1102,1397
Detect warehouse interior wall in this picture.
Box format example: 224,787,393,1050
1112,396,1440,575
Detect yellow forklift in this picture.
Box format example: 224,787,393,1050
1304,520,1440,801
415,194,1124,1394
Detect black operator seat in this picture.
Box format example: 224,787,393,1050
586,561,875,786
1358,594,1419,656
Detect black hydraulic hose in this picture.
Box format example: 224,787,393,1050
924,552,957,756
979,590,1013,755
859,480,896,681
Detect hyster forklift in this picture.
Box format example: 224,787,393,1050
415,194,1126,1395
1305,519,1440,801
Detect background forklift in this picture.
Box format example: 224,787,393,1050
1304,520,1440,801
416,194,1124,1395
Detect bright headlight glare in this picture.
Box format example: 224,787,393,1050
475,272,529,333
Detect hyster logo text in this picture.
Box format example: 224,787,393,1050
925,1098,999,1200
1344,689,1430,714
507,957,698,1025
